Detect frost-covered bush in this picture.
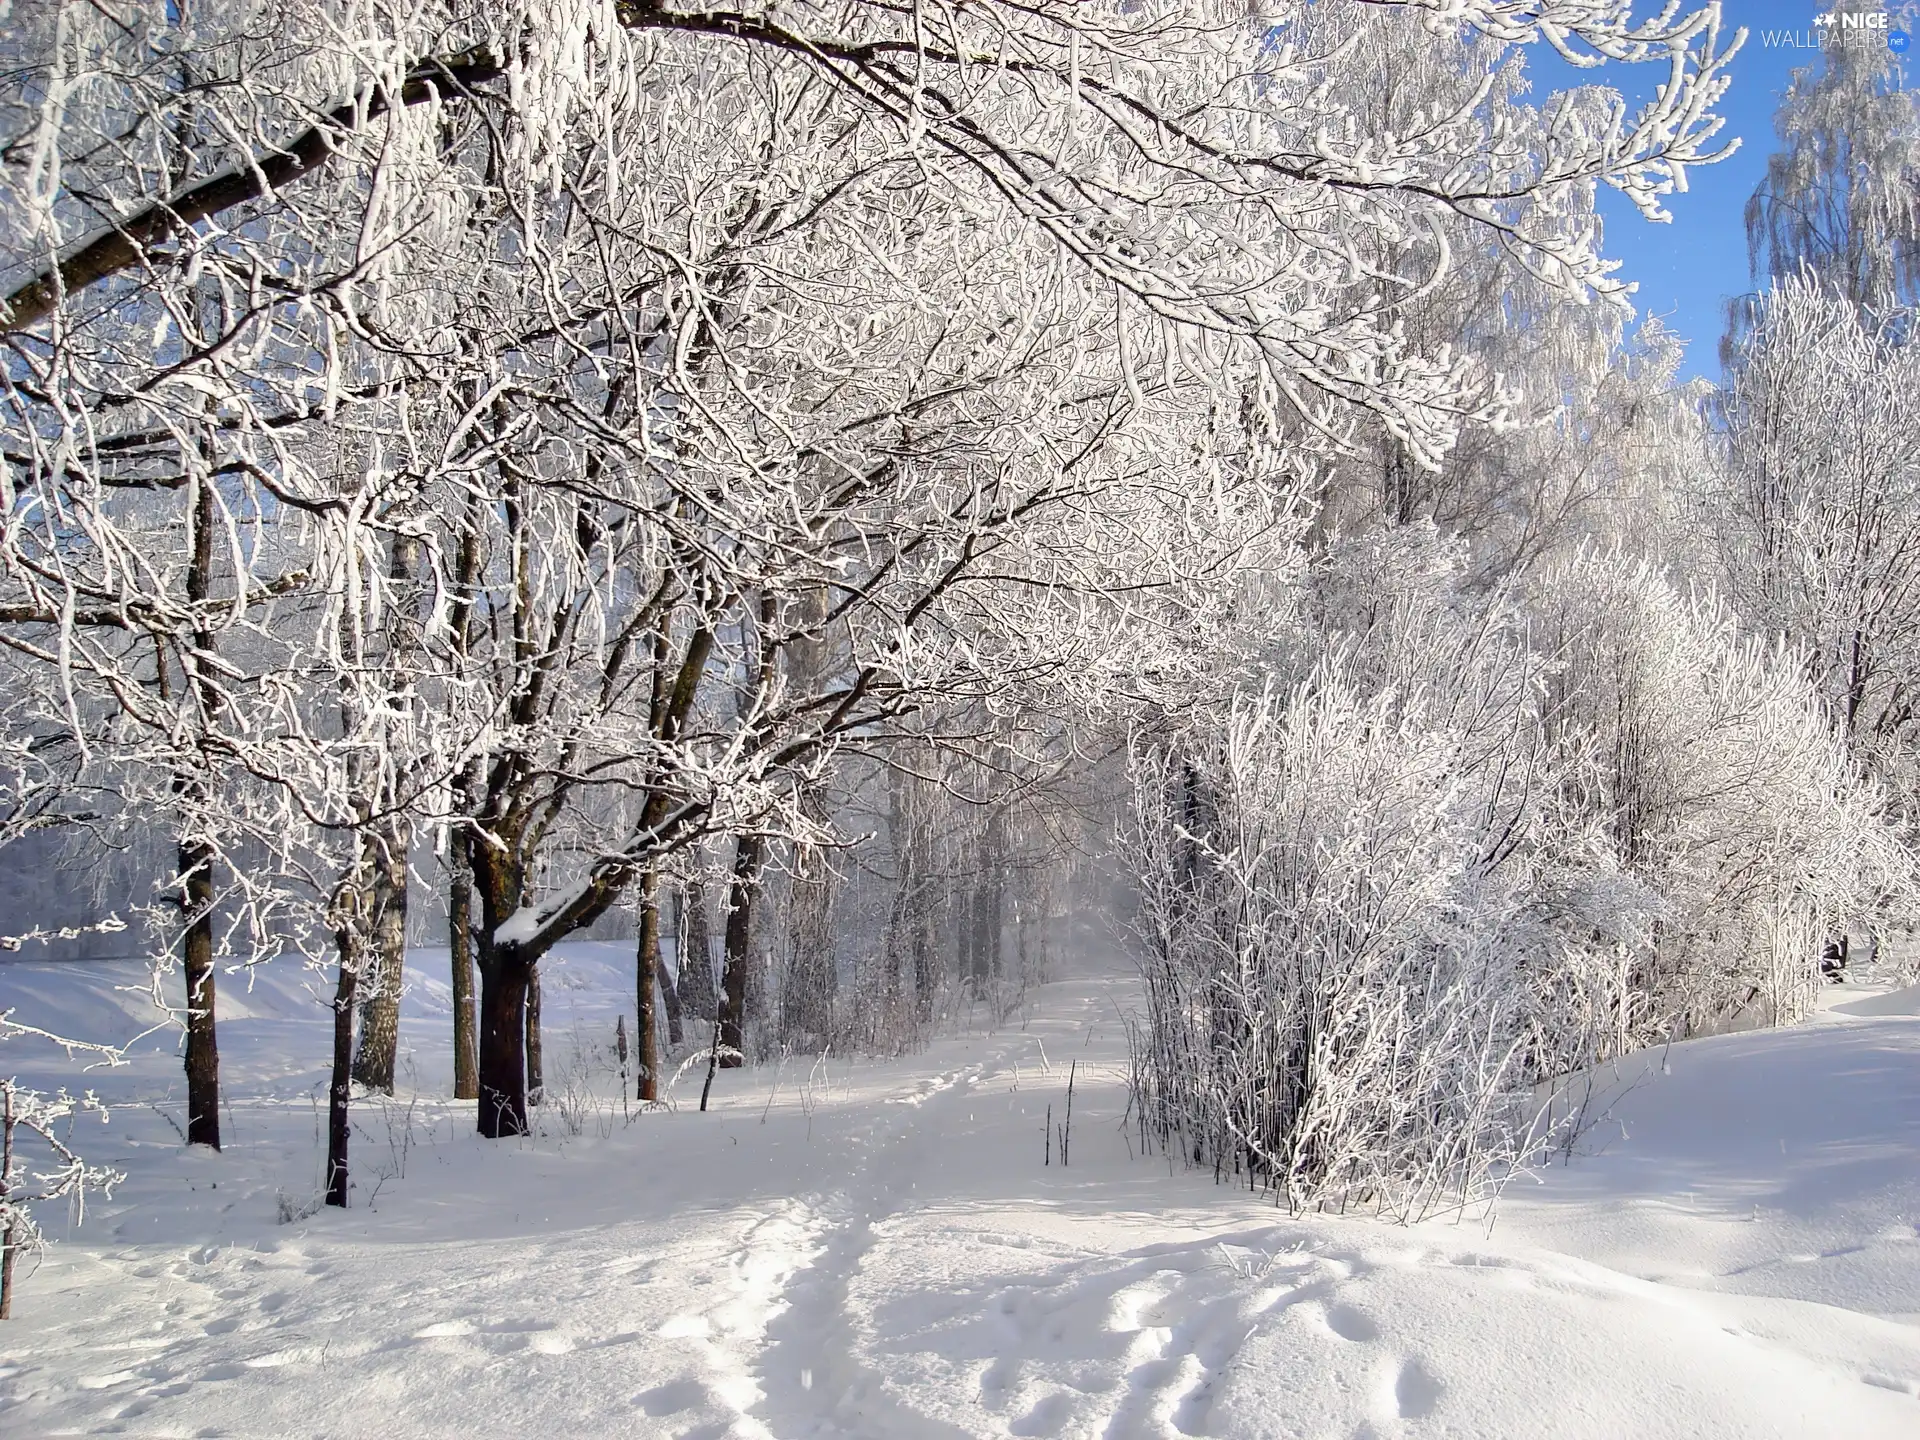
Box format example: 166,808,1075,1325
1129,666,1538,1219
1126,534,1602,1217
1125,537,1908,1218
1532,548,1912,1041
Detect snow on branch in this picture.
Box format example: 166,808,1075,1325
0,1078,123,1320
0,915,127,954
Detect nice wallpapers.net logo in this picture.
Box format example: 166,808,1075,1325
1764,10,1912,51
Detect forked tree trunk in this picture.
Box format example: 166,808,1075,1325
477,958,531,1138
719,834,763,1067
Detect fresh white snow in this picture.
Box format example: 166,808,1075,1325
3,949,1919,1438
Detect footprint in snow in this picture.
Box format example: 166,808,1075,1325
1392,1358,1443,1419
1323,1304,1379,1343
635,1377,712,1416
1009,1389,1076,1436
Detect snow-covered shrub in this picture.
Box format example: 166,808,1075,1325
1531,548,1911,1041
1125,534,1909,1217
1125,533,1609,1217
1129,665,1535,1219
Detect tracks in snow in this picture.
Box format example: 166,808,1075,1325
752,1061,987,1439
646,1057,993,1438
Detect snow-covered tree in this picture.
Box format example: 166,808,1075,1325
1531,546,1910,1039
1744,0,1920,316
0,0,1747,1168
1711,277,1920,810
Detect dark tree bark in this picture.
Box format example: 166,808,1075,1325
477,956,531,1138
2,1083,17,1319
178,466,221,1151
637,864,662,1102
2,52,507,334
445,510,485,1103
325,935,360,1208
719,834,764,1067
178,835,222,1150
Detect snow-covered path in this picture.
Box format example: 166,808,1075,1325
4,950,1920,1437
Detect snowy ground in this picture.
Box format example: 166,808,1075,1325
3,946,1920,1438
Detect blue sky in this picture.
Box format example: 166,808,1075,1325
1524,0,1904,379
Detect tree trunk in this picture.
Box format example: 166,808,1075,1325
178,462,222,1152
448,824,479,1100
180,835,221,1150
1383,429,1416,526
780,829,837,1051
661,886,685,1050
350,818,409,1093
912,910,935,1022
477,958,531,1138
719,834,763,1067
447,503,484,1103
883,775,913,1028
325,936,359,1208
525,963,544,1104
637,865,662,1102
979,812,1005,990
904,791,937,1021
1,1082,15,1320
351,533,422,1094
678,879,716,1025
